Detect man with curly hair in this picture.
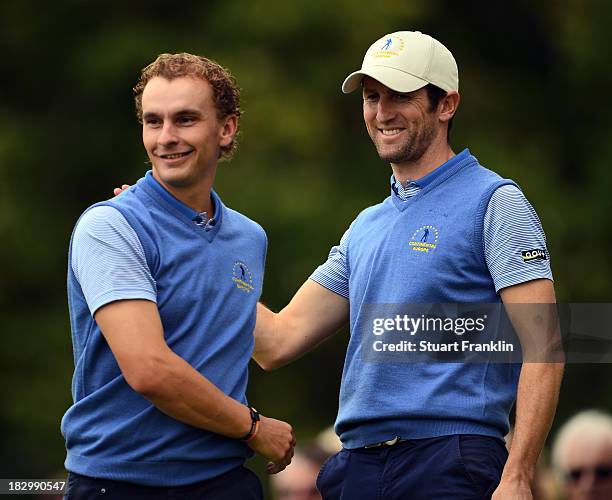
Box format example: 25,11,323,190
61,53,295,500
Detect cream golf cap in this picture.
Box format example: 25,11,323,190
342,31,458,94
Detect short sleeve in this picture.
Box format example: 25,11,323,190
309,222,354,299
71,206,157,315
483,185,553,292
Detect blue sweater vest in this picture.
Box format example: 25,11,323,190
62,173,267,486
337,151,521,448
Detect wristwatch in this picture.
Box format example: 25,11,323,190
239,406,260,441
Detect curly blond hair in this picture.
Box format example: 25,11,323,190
133,53,241,159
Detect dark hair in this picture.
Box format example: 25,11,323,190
425,84,453,142
133,53,241,159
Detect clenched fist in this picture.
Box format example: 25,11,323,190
247,415,296,474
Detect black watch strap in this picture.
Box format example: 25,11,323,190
239,406,260,441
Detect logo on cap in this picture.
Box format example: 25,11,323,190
372,35,405,59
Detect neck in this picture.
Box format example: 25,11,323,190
152,168,217,214
391,140,455,185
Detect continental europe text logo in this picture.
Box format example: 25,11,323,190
409,225,439,253
232,261,255,292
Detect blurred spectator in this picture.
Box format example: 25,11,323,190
551,410,612,500
271,445,329,500
315,425,342,456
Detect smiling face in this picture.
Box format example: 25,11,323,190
362,77,439,166
141,76,236,190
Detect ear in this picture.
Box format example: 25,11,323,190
439,91,460,124
219,114,238,148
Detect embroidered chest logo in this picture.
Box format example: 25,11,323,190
232,261,255,292
409,225,440,253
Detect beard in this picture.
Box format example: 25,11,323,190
370,117,437,164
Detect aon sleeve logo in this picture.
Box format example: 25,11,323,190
521,249,547,262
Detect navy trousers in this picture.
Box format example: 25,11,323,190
64,465,262,500
316,435,508,500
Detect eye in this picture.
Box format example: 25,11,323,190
144,117,161,128
177,115,197,125
363,93,379,103
393,93,411,102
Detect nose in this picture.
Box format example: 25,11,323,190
158,122,179,146
376,97,396,123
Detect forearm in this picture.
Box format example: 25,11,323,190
253,281,349,370
502,361,564,482
135,348,251,439
498,280,562,481
253,301,313,370
141,347,297,473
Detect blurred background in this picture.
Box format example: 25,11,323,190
1,0,611,498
